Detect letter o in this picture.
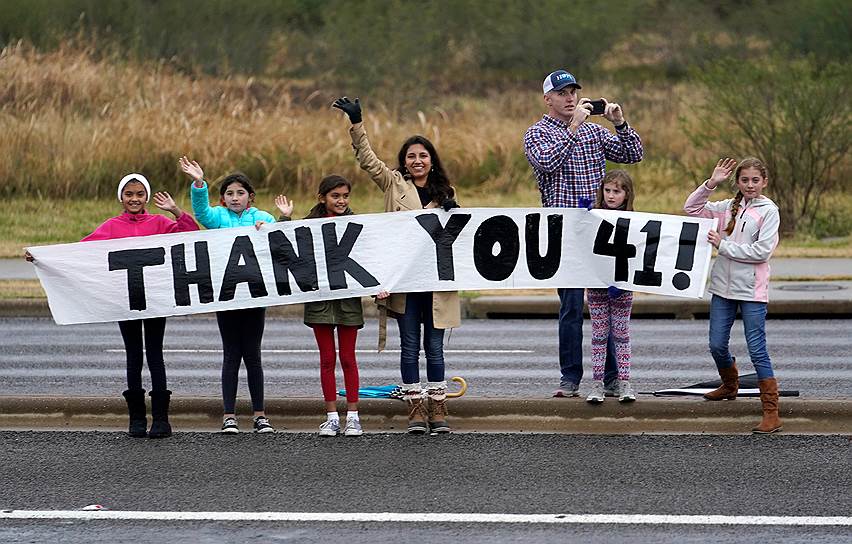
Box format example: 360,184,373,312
473,216,520,281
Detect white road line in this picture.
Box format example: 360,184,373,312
0,511,850,525
104,349,535,354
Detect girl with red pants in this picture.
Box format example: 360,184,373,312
280,175,386,436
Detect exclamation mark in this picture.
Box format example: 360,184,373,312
673,223,699,290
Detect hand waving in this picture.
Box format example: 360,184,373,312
179,156,205,184
332,97,362,124
708,158,737,189
153,191,178,214
275,195,294,217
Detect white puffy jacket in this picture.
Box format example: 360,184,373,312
684,182,780,302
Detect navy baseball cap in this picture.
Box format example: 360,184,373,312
542,70,581,93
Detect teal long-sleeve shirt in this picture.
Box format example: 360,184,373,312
190,181,276,229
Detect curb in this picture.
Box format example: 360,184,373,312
4,296,852,320
465,295,852,319
1,396,850,435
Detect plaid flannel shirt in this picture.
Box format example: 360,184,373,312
524,114,644,208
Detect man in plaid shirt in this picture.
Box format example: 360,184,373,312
524,69,643,398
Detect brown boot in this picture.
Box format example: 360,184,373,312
704,361,739,401
427,386,450,434
404,390,428,434
752,378,783,434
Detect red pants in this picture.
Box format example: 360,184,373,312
312,324,360,403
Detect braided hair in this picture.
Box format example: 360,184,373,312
724,157,768,236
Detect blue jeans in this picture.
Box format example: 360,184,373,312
558,288,617,387
396,292,445,384
709,294,774,379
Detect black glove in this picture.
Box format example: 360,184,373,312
442,198,459,211
332,96,362,124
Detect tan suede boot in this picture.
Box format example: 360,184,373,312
704,361,739,401
404,389,428,434
752,377,783,434
427,387,450,433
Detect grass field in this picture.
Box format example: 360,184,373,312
2,42,850,257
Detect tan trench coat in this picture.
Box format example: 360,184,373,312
349,122,461,331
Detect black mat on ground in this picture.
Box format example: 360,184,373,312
650,372,800,397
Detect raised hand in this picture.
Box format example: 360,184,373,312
332,96,362,124
603,99,625,126
708,158,737,189
153,191,181,216
571,98,593,131
179,156,205,186
275,195,294,217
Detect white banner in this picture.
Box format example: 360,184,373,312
28,208,714,325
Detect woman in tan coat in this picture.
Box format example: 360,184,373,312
333,96,460,434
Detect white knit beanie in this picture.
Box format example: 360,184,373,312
117,173,151,202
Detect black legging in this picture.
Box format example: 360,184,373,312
118,317,168,392
217,307,266,413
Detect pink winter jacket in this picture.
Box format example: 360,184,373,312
684,182,780,302
82,210,199,241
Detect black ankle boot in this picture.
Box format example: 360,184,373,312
148,390,173,439
122,389,148,438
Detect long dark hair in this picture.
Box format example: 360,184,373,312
305,174,354,219
396,135,454,205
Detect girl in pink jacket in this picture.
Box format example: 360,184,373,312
63,174,198,438
684,158,782,434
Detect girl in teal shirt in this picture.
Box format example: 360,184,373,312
181,156,282,434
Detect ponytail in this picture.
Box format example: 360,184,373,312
304,175,353,219
304,202,328,219
724,191,744,236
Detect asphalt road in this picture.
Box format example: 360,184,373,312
1,317,850,398
1,432,850,543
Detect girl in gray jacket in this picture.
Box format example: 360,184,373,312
684,157,782,434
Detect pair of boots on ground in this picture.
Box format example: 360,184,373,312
404,383,449,434
704,358,782,434
122,389,172,438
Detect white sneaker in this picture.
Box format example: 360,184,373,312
318,419,340,437
586,381,605,403
619,381,636,403
221,417,239,434
343,417,363,436
253,416,275,433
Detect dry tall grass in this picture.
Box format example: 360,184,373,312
0,41,712,212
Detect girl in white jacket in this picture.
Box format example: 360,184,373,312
684,157,782,434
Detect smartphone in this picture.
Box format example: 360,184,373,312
588,99,606,115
